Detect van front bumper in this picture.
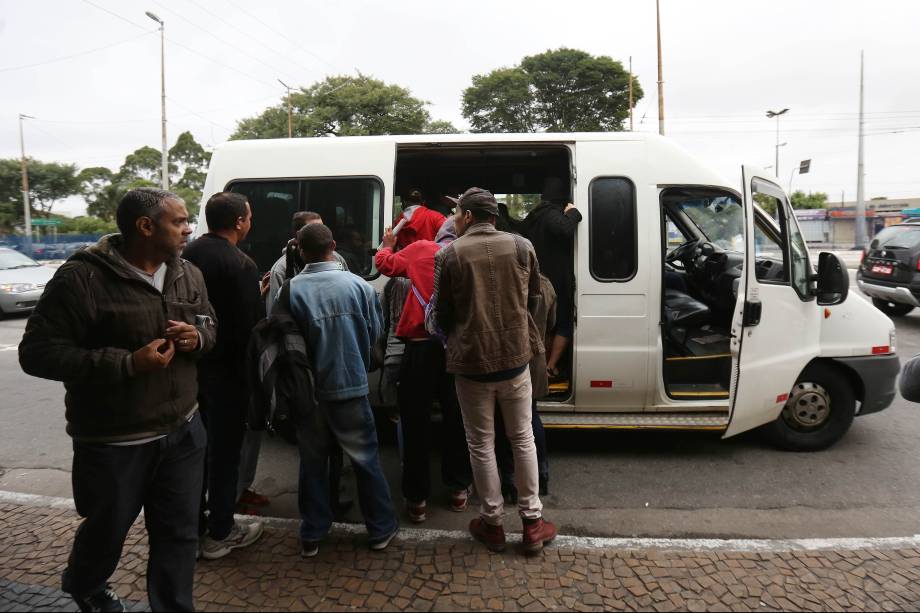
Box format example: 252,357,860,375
836,354,901,416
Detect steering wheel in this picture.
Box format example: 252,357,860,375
666,238,701,268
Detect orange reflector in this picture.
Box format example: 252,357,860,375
590,380,613,388
872,346,891,355
824,308,831,319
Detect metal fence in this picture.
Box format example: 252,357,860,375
0,234,106,260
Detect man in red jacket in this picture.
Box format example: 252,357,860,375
374,218,472,523
392,188,446,249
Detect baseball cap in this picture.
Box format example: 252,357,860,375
458,187,500,216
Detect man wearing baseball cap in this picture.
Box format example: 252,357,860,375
428,187,557,555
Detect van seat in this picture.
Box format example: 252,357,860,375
664,289,711,329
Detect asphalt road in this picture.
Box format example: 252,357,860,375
2,270,918,540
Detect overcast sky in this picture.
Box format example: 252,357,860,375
1,0,918,216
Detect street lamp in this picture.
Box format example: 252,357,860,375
146,11,168,190
765,108,789,177
18,114,34,255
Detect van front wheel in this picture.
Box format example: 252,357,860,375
760,363,855,452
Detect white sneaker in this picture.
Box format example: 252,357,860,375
200,521,264,560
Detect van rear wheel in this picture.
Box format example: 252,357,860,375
760,363,855,452
872,298,914,317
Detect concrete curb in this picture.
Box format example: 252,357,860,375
4,489,919,554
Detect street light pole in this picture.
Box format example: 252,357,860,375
18,114,34,254
656,0,665,136
855,50,867,249
278,79,293,138
766,108,789,176
146,11,168,189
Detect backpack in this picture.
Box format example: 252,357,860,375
246,282,317,438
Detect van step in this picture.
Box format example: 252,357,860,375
541,412,729,430
668,383,730,399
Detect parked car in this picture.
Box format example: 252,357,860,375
0,247,55,316
857,223,920,316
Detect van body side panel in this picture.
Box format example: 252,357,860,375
574,141,650,410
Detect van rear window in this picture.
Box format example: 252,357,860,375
589,178,637,281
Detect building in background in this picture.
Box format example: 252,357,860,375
795,197,920,247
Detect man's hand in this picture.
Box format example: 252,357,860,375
381,226,397,251
165,320,199,352
564,203,577,214
132,338,176,373
259,271,271,298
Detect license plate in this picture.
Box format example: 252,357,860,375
871,264,894,275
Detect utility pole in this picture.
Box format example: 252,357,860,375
18,114,34,255
146,11,168,189
278,79,293,138
656,0,665,136
628,56,634,131
766,108,789,176
855,50,867,249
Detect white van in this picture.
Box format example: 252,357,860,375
195,132,900,451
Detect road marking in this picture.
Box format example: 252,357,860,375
3,489,919,553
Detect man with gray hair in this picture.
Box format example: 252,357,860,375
20,187,217,611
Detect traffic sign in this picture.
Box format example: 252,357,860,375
31,219,62,226
799,159,811,174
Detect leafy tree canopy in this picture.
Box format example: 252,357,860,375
790,190,829,209
231,75,457,139
0,158,80,219
462,48,643,133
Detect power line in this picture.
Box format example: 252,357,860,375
0,32,154,73
223,0,338,72
183,0,325,78
167,97,234,132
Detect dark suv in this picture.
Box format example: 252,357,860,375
857,221,920,316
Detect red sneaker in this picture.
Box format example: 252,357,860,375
239,489,270,507
469,517,506,552
449,486,472,512
521,517,557,555
406,500,427,523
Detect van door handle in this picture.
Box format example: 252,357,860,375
742,300,762,327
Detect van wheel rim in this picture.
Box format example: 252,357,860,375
782,382,831,430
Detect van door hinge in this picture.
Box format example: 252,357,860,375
742,300,762,327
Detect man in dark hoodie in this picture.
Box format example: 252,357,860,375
19,187,217,612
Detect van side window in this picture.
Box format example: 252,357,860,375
228,177,383,277
590,178,637,281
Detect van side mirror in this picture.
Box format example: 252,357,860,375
814,252,849,306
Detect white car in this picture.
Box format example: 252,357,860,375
0,247,55,316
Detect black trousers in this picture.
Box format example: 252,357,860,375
198,372,247,540
62,412,206,612
397,340,472,502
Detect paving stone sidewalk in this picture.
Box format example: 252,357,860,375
2,501,920,612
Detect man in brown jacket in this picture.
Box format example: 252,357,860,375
429,187,556,555
19,187,216,612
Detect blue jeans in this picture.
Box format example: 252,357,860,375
296,395,397,543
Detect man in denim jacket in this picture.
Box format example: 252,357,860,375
275,222,398,557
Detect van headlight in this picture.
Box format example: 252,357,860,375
0,283,38,294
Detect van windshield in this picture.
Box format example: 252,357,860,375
676,195,744,251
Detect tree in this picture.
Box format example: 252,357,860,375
118,146,172,184
790,191,829,209
231,75,457,139
462,48,643,133
0,158,80,219
169,131,211,216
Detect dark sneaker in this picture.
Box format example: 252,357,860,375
200,521,264,560
72,585,124,612
449,486,472,512
369,526,400,551
406,500,427,523
301,540,320,558
469,517,506,552
521,517,557,555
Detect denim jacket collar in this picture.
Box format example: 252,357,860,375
303,260,344,274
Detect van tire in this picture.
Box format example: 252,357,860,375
760,363,855,452
871,298,914,317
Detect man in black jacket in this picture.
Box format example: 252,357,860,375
183,192,265,560
19,187,217,612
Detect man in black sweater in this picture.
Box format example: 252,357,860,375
20,187,217,611
183,192,265,560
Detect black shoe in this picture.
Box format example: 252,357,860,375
301,540,320,558
72,585,125,613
